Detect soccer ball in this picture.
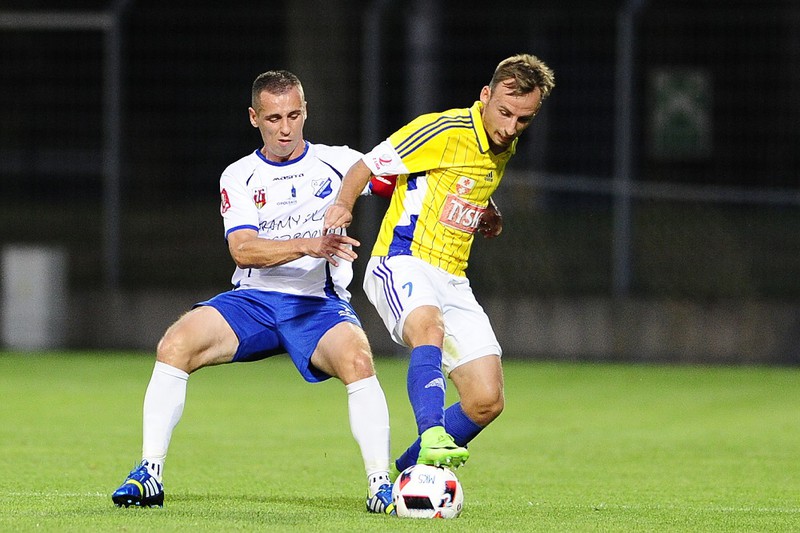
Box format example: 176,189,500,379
392,464,464,519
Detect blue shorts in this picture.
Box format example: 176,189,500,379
195,289,362,383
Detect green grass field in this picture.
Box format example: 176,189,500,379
1,353,798,532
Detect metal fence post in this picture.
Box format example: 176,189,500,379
613,0,647,297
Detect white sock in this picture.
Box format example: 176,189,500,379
368,471,392,495
141,361,189,481
345,375,391,486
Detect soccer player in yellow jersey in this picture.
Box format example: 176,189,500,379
325,54,555,473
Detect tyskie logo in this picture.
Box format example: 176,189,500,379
439,194,486,234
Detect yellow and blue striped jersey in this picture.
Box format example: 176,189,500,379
362,101,516,276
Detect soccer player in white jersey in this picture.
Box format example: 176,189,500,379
325,55,555,475
112,70,397,514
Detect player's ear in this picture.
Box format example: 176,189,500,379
302,101,308,120
479,86,491,105
248,107,258,128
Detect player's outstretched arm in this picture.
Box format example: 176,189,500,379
324,159,374,232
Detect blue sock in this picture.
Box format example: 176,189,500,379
395,402,484,472
407,345,446,435
445,402,484,446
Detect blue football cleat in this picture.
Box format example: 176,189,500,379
366,483,396,515
112,460,164,508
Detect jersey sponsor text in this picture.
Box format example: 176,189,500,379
439,194,485,234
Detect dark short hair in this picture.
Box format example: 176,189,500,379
251,70,305,109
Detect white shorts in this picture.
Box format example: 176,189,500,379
363,255,502,374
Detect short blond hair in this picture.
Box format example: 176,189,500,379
490,54,555,101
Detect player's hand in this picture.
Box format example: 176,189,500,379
478,200,503,239
309,232,359,266
323,204,353,234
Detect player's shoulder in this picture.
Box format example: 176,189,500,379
307,142,363,171
221,149,262,179
413,105,472,125
309,142,362,159
398,105,474,139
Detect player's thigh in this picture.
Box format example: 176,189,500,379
157,305,239,371
440,279,501,374
310,321,374,384
363,255,443,346
314,322,372,380
402,305,445,348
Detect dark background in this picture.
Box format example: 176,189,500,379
2,0,799,300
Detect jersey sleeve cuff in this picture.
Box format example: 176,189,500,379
225,224,259,240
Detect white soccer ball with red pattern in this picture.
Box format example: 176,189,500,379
392,464,464,519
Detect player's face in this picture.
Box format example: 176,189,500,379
249,87,307,162
479,81,542,153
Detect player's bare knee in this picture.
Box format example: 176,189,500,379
462,392,504,426
488,394,505,420
156,331,194,371
323,343,376,383
349,350,376,380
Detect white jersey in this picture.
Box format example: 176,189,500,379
219,141,363,300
